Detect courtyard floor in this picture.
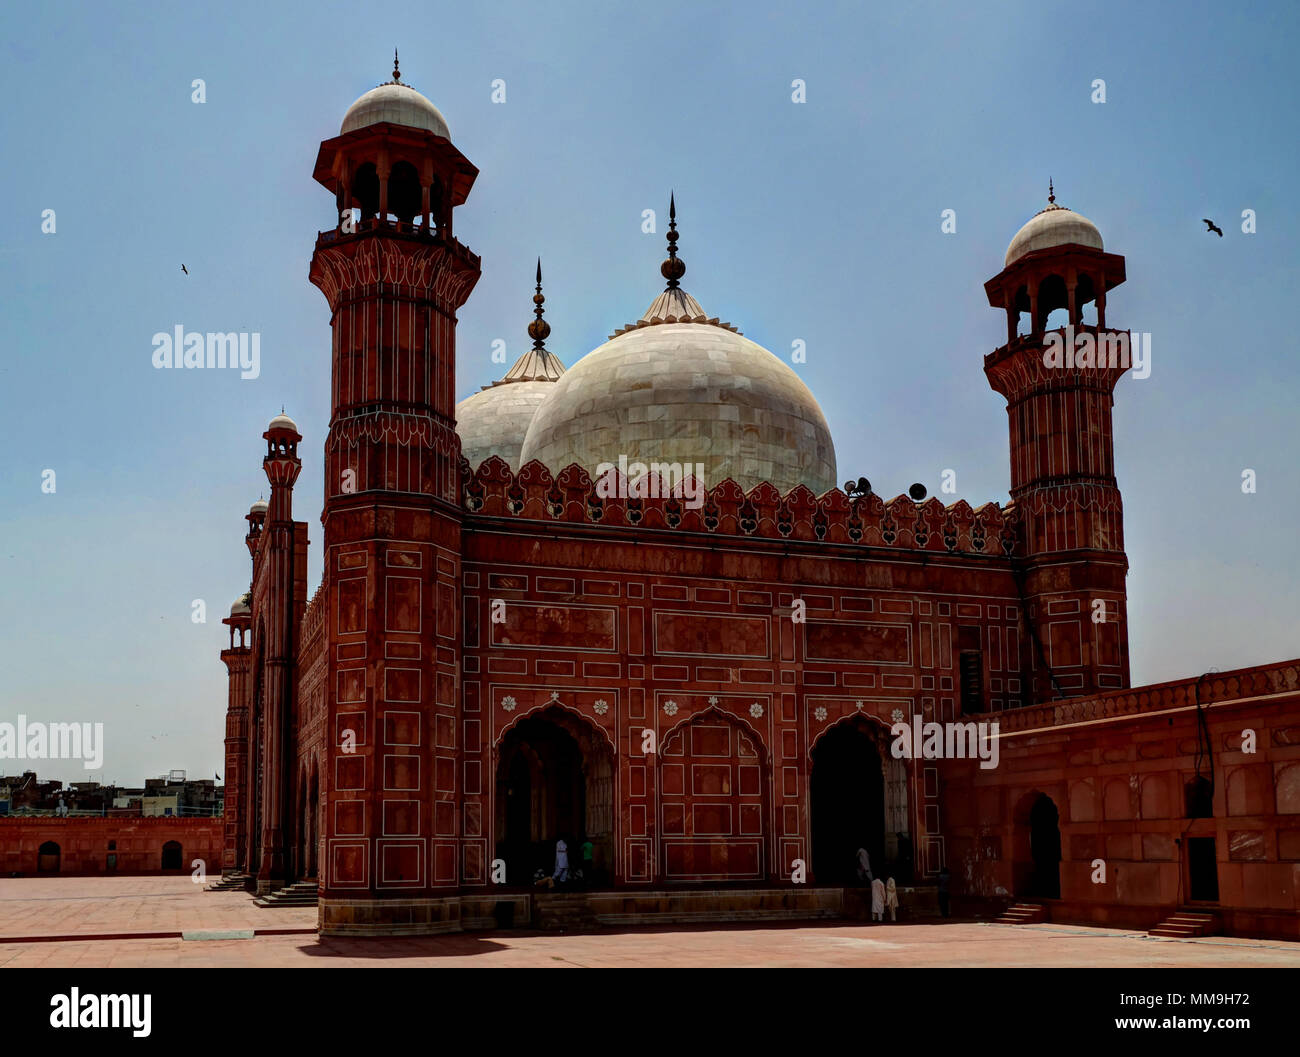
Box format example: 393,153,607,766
2,876,1298,968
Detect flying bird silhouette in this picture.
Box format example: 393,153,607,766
1202,219,1223,237
181,263,189,274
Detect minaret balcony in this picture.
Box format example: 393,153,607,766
314,218,480,270
985,324,1133,369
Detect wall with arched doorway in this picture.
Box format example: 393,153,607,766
940,663,1300,938
0,818,221,877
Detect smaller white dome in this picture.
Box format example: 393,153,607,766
230,597,251,617
249,499,268,515
458,381,557,473
268,412,298,433
341,82,450,139
1005,204,1103,266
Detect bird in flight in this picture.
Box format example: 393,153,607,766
181,263,189,274
1202,219,1223,237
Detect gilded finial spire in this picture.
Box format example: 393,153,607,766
392,49,401,83
527,257,551,351
660,192,685,290
1048,177,1055,205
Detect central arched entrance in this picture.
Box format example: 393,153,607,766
811,718,891,883
494,707,614,885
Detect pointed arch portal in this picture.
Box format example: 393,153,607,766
494,707,613,885
810,717,910,884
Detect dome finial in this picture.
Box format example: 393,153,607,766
392,49,401,83
528,257,551,351
661,192,686,290
1048,177,1055,205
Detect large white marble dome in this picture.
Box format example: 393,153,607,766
520,302,836,496
459,214,837,496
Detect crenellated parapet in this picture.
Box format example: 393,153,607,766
462,455,1021,559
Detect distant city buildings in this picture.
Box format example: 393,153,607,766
0,770,223,817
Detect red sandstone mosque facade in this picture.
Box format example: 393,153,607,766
216,62,1300,938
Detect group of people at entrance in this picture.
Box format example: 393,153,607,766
541,836,594,887
856,847,899,921
856,847,953,919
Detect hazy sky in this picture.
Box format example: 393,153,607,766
2,0,1297,785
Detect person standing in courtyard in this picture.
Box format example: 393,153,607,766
856,846,873,884
553,836,569,883
580,837,594,886
870,876,886,922
885,876,898,921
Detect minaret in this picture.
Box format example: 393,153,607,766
309,60,480,931
255,411,303,890
983,185,1131,701
245,498,266,557
220,594,252,874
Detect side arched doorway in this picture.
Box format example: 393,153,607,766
1014,792,1061,898
811,718,909,883
494,707,614,886
37,841,60,873
161,840,183,871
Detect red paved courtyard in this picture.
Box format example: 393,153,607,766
2,877,1299,968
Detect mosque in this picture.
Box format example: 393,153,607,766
217,60,1300,938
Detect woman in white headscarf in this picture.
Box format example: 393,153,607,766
870,876,886,921
885,876,899,921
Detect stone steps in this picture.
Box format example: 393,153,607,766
534,894,600,931
995,903,1047,925
205,873,251,892
255,880,319,908
1150,911,1218,938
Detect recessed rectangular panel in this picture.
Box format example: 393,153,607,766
385,576,421,632
490,602,618,651
654,612,770,659
805,621,911,665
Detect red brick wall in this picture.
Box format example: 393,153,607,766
458,501,1038,888
0,817,222,877
941,660,1300,938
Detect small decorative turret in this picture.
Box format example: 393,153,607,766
245,498,267,555
263,410,303,495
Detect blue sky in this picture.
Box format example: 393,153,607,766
1,0,1297,785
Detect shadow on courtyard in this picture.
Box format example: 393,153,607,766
291,915,979,961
